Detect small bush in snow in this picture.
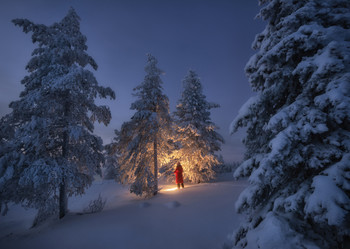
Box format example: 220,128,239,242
83,194,107,214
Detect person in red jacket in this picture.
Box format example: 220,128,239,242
174,162,184,189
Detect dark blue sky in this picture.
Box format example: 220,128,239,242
0,0,265,162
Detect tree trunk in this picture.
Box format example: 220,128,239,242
59,180,67,219
153,135,158,195
59,98,69,218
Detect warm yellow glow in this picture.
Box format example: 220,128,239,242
162,187,178,192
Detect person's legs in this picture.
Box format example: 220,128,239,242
177,183,180,189
181,183,184,189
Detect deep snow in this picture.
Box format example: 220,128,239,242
0,173,247,249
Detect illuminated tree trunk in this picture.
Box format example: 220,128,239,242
153,135,158,195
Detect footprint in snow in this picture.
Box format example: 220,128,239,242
139,202,151,208
164,201,181,208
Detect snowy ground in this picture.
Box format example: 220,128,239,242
0,173,247,249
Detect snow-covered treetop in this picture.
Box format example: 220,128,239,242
11,7,115,127
13,8,97,71
232,0,350,135
131,54,169,119
175,70,219,129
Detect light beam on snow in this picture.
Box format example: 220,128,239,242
162,187,178,192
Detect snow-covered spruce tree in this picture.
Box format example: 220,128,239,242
103,132,120,180
230,0,350,248
113,54,172,196
0,8,115,220
173,70,223,183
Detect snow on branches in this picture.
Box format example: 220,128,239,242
173,70,224,183
0,8,115,221
111,54,172,197
231,0,350,248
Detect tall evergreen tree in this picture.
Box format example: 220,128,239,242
0,8,115,220
230,0,350,248
173,70,223,183
114,54,172,196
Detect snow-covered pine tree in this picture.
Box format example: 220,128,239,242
0,8,115,220
113,54,172,196
230,0,350,248
173,70,223,183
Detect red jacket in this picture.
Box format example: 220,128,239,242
174,165,184,184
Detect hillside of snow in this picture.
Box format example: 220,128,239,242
0,173,247,249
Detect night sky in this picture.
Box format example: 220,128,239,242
0,0,266,163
